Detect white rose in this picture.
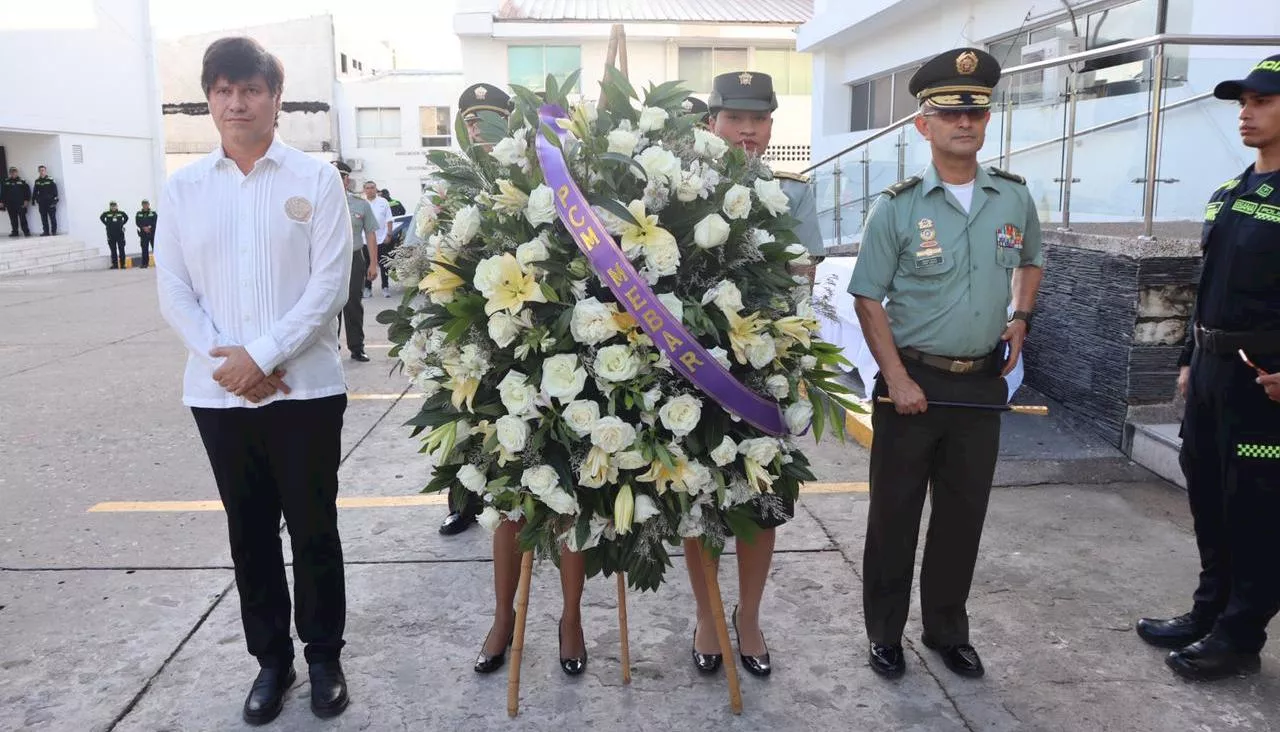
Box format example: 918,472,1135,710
594,345,640,383
516,237,550,266
561,400,601,437
525,184,557,227
413,370,442,398
593,205,629,236
491,134,528,170
644,236,681,278
540,487,580,515
473,255,504,298
745,332,777,369
570,297,621,346
633,494,661,523
477,506,502,532
709,346,732,370
801,355,818,370
710,436,738,466
450,205,481,246
766,374,790,400
495,415,530,453
754,178,791,217
590,416,638,454
607,128,641,155
542,353,588,401
658,394,702,437
785,401,814,435
497,371,538,419
457,464,488,494
413,206,437,239
657,293,683,323
521,464,560,494
487,312,523,349
637,106,670,133
634,145,681,184
739,437,779,466
680,461,714,495
785,242,812,264
722,184,753,220
616,450,648,470
693,127,729,159
701,279,744,314
693,214,730,249
675,170,704,203
747,227,776,247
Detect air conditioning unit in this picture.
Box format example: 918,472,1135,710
348,158,365,172
1018,36,1085,105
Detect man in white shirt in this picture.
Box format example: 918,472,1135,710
361,180,393,297
155,36,352,724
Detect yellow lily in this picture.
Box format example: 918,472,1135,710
418,254,465,304
614,483,635,535
618,200,677,256
724,309,766,364
483,253,547,316
579,446,617,489
773,316,816,349
492,179,530,215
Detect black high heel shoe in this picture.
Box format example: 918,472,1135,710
691,623,723,673
559,617,587,676
474,626,514,674
732,605,772,677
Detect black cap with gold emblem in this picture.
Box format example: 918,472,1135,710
458,83,513,120
909,48,1001,110
681,96,710,125
708,71,778,113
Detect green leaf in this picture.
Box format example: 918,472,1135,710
586,194,640,228
807,381,826,442
604,65,639,101
599,152,648,181
476,110,508,146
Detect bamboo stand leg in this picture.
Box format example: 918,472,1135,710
701,546,743,714
507,551,534,718
617,572,632,684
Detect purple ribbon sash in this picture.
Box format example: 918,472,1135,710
534,105,785,436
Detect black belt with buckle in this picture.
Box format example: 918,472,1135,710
1194,325,1280,356
900,347,999,375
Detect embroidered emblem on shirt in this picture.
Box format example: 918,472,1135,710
915,251,944,268
1205,201,1223,222
1232,199,1259,215
1257,183,1275,198
284,196,313,223
1254,204,1280,224
996,224,1024,249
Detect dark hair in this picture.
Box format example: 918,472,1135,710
201,37,284,98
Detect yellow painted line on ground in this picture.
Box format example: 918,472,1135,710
348,393,422,400
364,343,394,349
87,483,866,513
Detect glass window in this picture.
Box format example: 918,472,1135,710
507,45,581,92
753,49,814,95
420,106,450,148
871,75,893,128
679,48,714,93
850,82,871,132
356,107,401,148
891,66,919,120
340,53,348,74
790,51,813,95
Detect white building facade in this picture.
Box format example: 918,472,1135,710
455,0,816,173
799,0,1280,237
0,0,164,249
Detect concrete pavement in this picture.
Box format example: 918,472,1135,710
0,270,1276,732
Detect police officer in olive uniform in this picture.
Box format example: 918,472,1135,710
100,201,129,269
136,200,158,269
333,161,379,362
2,167,32,237
33,166,58,236
1136,54,1280,682
848,48,1044,680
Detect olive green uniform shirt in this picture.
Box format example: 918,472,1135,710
779,174,824,256
847,164,1044,358
347,193,376,252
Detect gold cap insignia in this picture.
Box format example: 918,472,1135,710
474,86,487,100
739,72,753,86
956,51,979,75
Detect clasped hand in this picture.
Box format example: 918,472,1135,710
210,346,291,403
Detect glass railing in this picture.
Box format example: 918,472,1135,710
805,34,1280,251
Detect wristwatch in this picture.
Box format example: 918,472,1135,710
1010,310,1033,332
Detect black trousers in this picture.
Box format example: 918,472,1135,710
864,358,1005,646
192,394,348,667
38,203,56,234
339,249,366,351
7,206,29,235
106,232,126,266
1181,349,1280,653
139,232,154,267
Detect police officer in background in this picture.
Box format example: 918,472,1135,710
100,201,129,269
2,167,32,237
380,188,405,216
333,161,378,362
1136,54,1280,682
33,165,59,236
848,48,1044,680
682,95,710,128
136,200,158,269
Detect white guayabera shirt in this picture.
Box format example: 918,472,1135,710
156,137,353,408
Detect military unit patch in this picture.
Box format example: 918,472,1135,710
995,223,1023,249
1257,183,1275,198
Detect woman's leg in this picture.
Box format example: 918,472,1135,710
559,548,586,657
482,520,521,654
734,528,776,655
683,538,720,652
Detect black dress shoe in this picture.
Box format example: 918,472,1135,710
308,660,349,719
474,627,514,674
350,351,370,362
691,623,723,673
868,643,905,678
731,605,771,677
1166,634,1261,681
439,509,476,535
242,665,295,726
559,617,587,676
922,636,984,678
1136,612,1213,650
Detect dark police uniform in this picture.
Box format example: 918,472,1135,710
100,204,129,269
847,49,1043,679
2,171,32,237
1137,55,1280,681
136,203,158,269
682,95,710,128
33,172,58,235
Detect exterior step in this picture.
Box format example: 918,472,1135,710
6,253,112,276
0,234,110,277
1126,422,1185,489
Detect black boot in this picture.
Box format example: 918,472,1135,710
242,665,295,726
1166,634,1261,681
1136,612,1214,650
308,660,349,718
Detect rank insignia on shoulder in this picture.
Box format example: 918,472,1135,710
773,171,810,184
882,176,922,198
986,167,1026,185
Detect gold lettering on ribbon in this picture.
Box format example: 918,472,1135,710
607,263,628,285
624,286,647,310
581,226,600,251
568,205,585,228
642,310,663,331
557,185,571,207
663,331,684,350
679,351,704,371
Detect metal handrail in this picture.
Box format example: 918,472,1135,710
801,32,1280,176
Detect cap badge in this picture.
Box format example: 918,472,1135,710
474,86,488,100
739,72,753,86
956,51,979,75
682,99,693,111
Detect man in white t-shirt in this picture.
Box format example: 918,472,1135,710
362,180,393,297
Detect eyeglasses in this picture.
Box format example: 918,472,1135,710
920,108,989,122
